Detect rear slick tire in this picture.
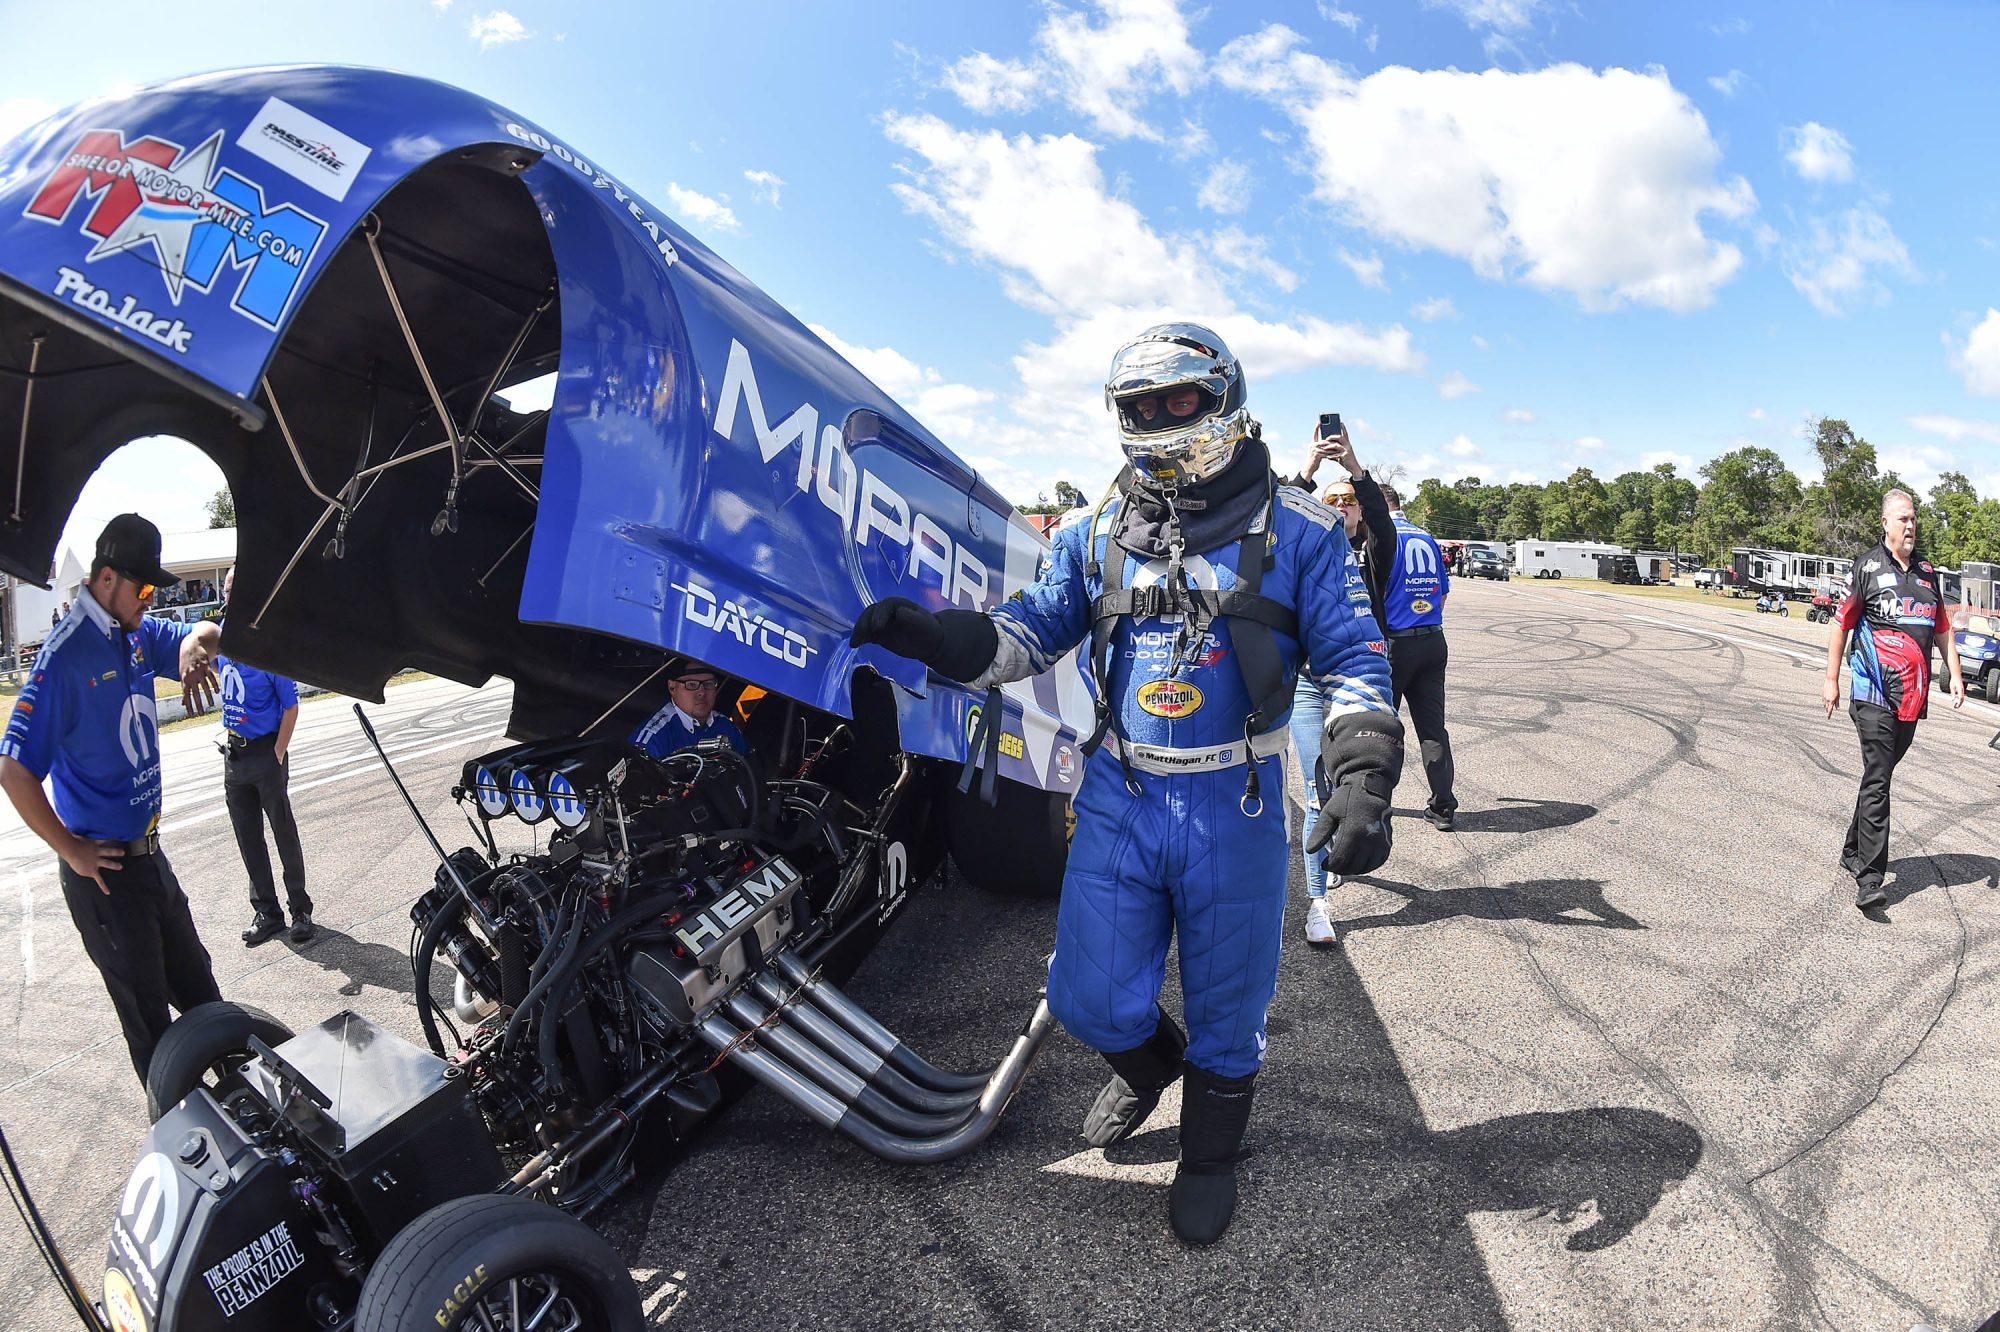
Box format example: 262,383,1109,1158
356,1194,643,1332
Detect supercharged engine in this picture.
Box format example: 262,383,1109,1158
402,730,1053,1213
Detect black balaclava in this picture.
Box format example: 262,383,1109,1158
1110,432,1273,560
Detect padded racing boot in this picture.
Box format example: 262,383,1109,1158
1080,1010,1187,1148
1168,1062,1257,1245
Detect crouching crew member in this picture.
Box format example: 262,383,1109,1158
631,661,749,758
851,324,1402,1245
1379,486,1459,829
0,514,225,1087
219,568,313,946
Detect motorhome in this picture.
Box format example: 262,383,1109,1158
1728,547,1853,598
1514,540,1624,579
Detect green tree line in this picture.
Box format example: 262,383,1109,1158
1401,418,2000,567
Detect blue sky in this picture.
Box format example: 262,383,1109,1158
4,0,1999,560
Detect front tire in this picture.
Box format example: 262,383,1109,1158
356,1195,642,1332
946,778,1071,898
1985,668,1999,704
145,1001,295,1121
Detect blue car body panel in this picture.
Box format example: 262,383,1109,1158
0,66,1089,791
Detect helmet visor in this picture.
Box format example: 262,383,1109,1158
1112,381,1224,438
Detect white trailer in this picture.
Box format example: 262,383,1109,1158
1514,540,1624,579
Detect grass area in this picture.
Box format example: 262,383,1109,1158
1513,578,1806,616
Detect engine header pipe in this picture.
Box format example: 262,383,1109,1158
722,994,976,1139
773,952,989,1093
747,972,982,1116
695,998,1055,1164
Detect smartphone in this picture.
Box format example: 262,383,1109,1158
1318,411,1343,439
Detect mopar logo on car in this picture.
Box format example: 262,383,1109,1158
545,772,588,829
25,126,327,329
509,769,547,823
472,765,510,818
713,339,993,610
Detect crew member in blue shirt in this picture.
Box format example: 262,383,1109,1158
1379,486,1459,828
0,514,226,1086
630,661,749,758
219,568,313,946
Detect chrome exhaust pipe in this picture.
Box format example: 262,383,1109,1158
697,995,1057,1164
772,952,990,1093
720,993,977,1139
748,973,983,1116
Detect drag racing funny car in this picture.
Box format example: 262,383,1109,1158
0,65,1090,1330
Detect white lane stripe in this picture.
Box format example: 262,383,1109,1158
159,730,506,836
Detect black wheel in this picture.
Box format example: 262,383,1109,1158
356,1195,642,1332
145,1001,294,1120
1985,669,1999,704
946,777,1070,897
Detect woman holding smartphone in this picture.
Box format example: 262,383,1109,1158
1288,418,1395,945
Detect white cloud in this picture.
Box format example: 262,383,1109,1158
1503,406,1535,423
1748,406,1767,420
1573,435,1606,451
941,0,1203,142
1339,248,1387,290
1640,450,1696,471
0,97,56,144
1709,17,1750,35
665,182,741,234
1319,4,1364,31
1439,371,1480,399
1470,333,1490,350
943,52,1043,116
883,112,1423,487
1217,30,1757,312
1424,0,1547,31
1783,122,1854,183
743,169,784,208
807,323,996,453
1781,206,1910,316
468,10,530,47
1443,433,1482,459
1907,413,2000,444
1707,70,1746,98
1209,228,1300,291
431,0,452,11
1198,158,1253,213
1947,309,2000,397
1412,295,1459,321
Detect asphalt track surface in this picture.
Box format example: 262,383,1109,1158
3,578,1998,1331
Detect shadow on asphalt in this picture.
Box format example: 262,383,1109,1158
1340,876,1644,935
1391,797,1599,834
284,926,418,998
1881,852,2000,908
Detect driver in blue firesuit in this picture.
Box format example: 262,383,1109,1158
850,323,1404,1245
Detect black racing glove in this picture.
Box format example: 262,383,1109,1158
849,596,1000,683
1304,711,1405,876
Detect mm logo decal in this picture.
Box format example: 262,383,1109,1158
1137,679,1203,718
26,127,327,330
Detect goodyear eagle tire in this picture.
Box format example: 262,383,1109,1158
145,1000,295,1121
946,777,1071,898
356,1194,642,1332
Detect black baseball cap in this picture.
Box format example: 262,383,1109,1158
665,659,720,682
93,513,178,588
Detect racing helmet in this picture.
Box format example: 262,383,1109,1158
1105,322,1252,489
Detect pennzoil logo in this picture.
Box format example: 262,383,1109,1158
26,127,327,330
1137,679,1203,717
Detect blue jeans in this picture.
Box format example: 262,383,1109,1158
1289,675,1329,898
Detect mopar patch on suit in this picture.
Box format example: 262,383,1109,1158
1137,679,1203,717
